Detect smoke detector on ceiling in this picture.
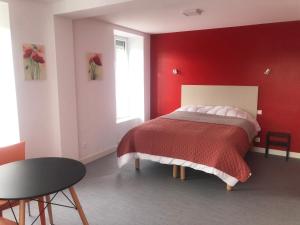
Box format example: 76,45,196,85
182,8,203,17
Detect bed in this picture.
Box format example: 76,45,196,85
117,85,260,191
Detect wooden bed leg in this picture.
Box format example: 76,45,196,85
226,185,233,191
180,166,186,180
173,165,178,178
135,158,140,170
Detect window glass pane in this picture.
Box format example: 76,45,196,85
116,40,126,49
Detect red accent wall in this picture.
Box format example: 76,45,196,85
151,21,300,152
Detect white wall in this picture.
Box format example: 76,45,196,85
6,0,81,159
144,35,150,121
54,16,79,159
73,19,150,161
4,0,150,161
52,0,132,17
8,0,62,158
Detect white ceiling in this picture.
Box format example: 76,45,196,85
53,0,300,34
36,0,62,3
92,0,300,34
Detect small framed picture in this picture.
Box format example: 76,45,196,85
87,53,103,80
23,43,46,80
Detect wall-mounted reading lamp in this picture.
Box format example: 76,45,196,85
264,68,271,75
172,68,180,75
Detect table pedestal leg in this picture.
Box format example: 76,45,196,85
38,197,46,225
19,200,25,225
69,186,89,225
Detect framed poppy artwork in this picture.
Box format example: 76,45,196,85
87,53,103,80
23,43,46,80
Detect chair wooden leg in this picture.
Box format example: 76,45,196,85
38,197,46,225
27,201,32,216
19,200,26,225
46,195,54,225
135,158,140,170
180,166,186,180
173,165,178,178
226,185,233,191
69,186,89,225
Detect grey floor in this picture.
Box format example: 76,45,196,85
4,152,300,225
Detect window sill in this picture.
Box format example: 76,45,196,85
116,116,137,124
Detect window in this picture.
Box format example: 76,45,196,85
0,2,20,147
114,31,145,123
115,36,130,121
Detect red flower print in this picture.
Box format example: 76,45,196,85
38,56,45,64
23,48,33,58
93,55,102,66
31,52,39,62
32,52,45,64
23,44,46,80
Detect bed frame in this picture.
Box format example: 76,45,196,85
135,85,259,191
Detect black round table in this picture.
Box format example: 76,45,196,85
0,157,89,225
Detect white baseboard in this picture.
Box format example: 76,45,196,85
80,146,117,164
251,147,300,159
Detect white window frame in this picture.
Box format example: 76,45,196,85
114,35,132,123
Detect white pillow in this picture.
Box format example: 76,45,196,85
177,105,261,132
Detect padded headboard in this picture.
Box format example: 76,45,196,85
181,85,259,117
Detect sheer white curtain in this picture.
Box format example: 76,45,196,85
0,2,20,147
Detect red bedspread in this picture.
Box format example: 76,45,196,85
117,115,252,183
